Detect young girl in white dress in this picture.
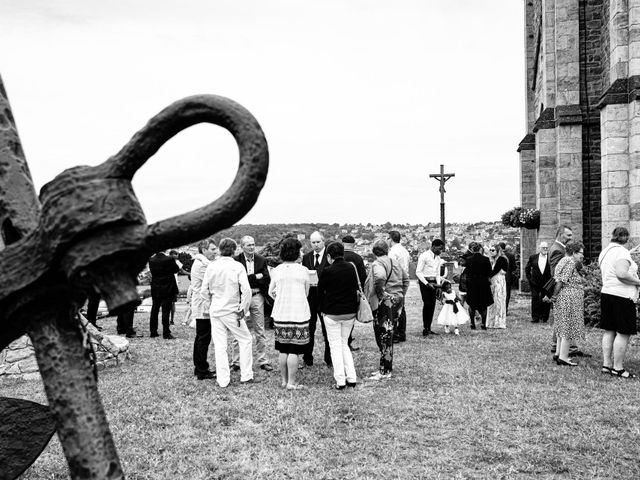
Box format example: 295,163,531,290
436,281,470,335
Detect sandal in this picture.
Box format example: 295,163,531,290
556,358,578,367
611,368,637,379
601,366,613,375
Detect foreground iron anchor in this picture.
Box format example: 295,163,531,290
0,75,269,479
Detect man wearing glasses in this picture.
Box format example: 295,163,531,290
525,241,552,323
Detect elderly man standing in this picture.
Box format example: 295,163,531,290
232,235,273,372
388,230,411,343
201,238,254,387
301,231,332,367
525,241,551,323
415,239,446,336
191,238,218,380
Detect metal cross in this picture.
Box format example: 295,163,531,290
429,164,455,245
0,73,269,479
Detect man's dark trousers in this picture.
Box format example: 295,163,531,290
193,319,212,374
116,307,135,335
150,296,172,337
530,288,551,322
419,282,437,334
304,288,331,366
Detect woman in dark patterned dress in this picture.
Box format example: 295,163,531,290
268,238,310,390
549,241,585,366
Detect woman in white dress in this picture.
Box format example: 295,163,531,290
486,244,508,329
268,238,310,390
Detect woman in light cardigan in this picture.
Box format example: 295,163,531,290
317,241,359,389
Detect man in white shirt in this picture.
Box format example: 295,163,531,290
388,230,411,342
415,239,446,336
201,238,254,387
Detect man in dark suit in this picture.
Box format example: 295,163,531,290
525,241,551,323
342,235,366,351
301,231,331,367
548,225,573,275
464,242,494,329
232,235,273,371
148,251,180,339
499,242,518,314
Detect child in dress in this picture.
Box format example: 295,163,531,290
436,281,470,335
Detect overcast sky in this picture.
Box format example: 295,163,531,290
1,1,524,226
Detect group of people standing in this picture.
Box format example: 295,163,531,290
178,231,412,389
525,224,639,378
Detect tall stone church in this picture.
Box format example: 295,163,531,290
519,0,640,265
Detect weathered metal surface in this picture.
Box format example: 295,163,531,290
0,73,269,479
0,397,56,480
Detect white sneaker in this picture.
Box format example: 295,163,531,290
444,326,450,334
369,372,392,381
454,328,460,336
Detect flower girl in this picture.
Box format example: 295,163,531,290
436,281,470,335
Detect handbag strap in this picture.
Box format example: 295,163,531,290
598,243,624,269
349,262,364,294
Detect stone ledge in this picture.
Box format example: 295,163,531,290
597,76,640,109
517,133,536,152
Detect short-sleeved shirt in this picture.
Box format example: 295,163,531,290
599,243,638,300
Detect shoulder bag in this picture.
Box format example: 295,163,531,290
350,262,374,323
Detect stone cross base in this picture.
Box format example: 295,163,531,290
0,317,131,381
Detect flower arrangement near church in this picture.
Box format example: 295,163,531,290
501,207,540,229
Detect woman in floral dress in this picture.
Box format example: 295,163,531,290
486,244,508,329
549,242,585,366
268,237,310,390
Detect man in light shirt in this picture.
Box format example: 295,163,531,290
201,238,254,387
416,239,446,336
388,230,411,342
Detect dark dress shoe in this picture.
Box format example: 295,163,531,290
429,330,440,336
163,334,176,340
470,324,477,330
196,371,215,380
126,332,143,338
231,365,240,372
531,319,540,323
480,325,487,330
241,378,255,384
349,345,360,352
335,384,346,390
422,330,430,337
260,364,274,371
150,333,160,338
346,381,357,388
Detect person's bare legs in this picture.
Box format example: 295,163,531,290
602,330,615,369
558,337,573,363
613,333,631,371
279,353,288,387
554,337,561,357
286,354,299,387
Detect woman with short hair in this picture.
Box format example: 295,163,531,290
549,241,585,367
317,241,359,389
598,227,640,378
268,237,310,390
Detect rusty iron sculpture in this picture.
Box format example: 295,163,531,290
0,74,269,479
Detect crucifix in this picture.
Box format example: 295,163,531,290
429,164,455,245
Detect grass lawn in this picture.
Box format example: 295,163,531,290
3,281,640,479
